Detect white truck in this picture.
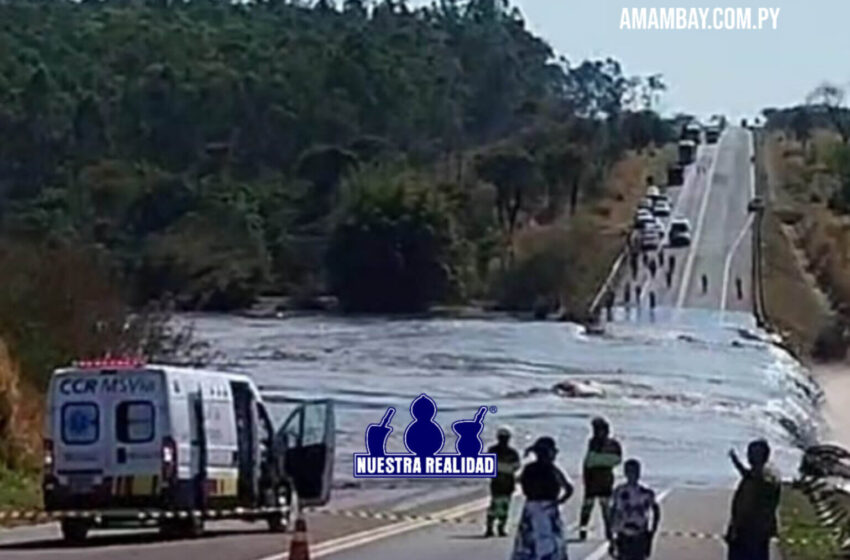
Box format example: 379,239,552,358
43,358,334,542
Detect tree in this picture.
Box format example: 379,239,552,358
808,82,849,143
789,109,812,149
540,144,585,217
295,145,360,221
475,146,539,248
327,167,458,312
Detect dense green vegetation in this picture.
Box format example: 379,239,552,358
0,0,672,314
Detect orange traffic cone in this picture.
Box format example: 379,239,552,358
289,515,310,560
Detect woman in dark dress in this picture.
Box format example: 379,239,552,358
510,437,573,560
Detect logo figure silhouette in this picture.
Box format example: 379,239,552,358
365,407,396,456
452,406,488,456
404,393,444,456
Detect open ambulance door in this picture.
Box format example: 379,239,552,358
276,399,335,508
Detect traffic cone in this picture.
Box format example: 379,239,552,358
289,515,310,560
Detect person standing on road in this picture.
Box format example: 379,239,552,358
624,283,631,306
511,437,573,560
486,427,521,537
668,254,676,274
736,277,743,300
635,285,642,306
648,259,657,279
665,269,672,289
648,291,656,311
725,440,781,560
579,417,623,541
609,459,661,560
701,274,708,294
605,290,615,321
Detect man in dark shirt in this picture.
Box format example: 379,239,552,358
726,439,780,560
579,417,623,540
486,426,521,537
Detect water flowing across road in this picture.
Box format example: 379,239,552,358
185,308,822,490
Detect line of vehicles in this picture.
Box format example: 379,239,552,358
633,185,691,251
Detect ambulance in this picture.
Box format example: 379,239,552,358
43,358,334,543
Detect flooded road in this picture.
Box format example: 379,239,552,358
187,307,821,490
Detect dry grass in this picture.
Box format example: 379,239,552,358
761,210,830,359
0,338,42,471
761,131,843,359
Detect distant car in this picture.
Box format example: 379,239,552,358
652,200,671,217
634,209,655,229
667,165,684,186
637,198,652,211
668,218,692,247
640,228,662,250
747,196,765,212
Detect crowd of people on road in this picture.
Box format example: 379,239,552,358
485,419,781,560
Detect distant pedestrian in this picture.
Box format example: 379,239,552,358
658,250,665,268
649,291,656,311
609,459,661,560
624,283,631,305
669,255,676,274
511,437,573,560
736,277,743,300
635,285,642,305
725,440,781,560
648,259,657,279
631,254,639,280
665,270,672,289
485,427,521,538
579,417,623,541
701,274,708,294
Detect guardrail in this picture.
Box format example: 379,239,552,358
587,240,628,319
751,130,769,328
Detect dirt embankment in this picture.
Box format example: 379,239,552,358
760,129,850,447
760,130,840,360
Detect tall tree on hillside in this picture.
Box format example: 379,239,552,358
808,82,849,143
475,146,538,261
789,109,813,149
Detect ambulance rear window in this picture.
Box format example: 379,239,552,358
61,402,100,445
116,401,155,444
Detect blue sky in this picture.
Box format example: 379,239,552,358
427,1,850,120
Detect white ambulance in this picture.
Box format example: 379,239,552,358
43,358,334,543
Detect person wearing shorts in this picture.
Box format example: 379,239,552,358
609,459,661,560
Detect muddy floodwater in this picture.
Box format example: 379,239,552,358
183,308,822,489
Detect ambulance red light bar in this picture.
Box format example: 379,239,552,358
73,357,146,369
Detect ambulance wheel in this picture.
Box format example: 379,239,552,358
181,517,205,538
161,518,204,539
60,519,90,544
266,513,286,533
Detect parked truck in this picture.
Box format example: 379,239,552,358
677,139,697,166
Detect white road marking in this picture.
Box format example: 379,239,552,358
581,488,672,560
719,129,756,314
720,214,754,313
676,132,726,309
255,497,489,560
